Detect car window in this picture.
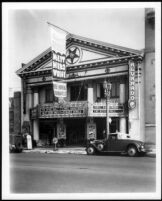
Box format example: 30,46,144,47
110,135,117,140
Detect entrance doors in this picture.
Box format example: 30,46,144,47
39,120,57,145
66,119,86,146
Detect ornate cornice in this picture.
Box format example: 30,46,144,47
17,34,143,79
67,55,143,73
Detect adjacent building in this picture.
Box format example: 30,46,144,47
144,8,155,144
9,91,21,134
16,33,146,146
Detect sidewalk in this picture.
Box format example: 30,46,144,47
23,146,87,155
23,144,156,157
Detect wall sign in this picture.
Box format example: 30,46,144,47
87,123,96,140
39,102,88,118
57,123,66,139
30,106,38,119
52,53,66,79
128,60,136,109
53,81,67,98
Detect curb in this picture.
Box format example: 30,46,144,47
23,148,156,157
23,149,87,155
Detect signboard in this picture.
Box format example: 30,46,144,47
52,52,66,79
48,22,67,79
53,81,67,98
30,107,38,119
53,137,58,144
39,102,88,118
48,22,68,98
87,123,96,140
128,60,136,109
91,103,124,117
57,123,66,139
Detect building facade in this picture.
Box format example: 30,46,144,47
9,91,21,134
144,8,155,144
16,34,145,146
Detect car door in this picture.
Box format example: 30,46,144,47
105,134,120,152
107,134,125,152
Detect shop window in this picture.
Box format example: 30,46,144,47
70,84,87,101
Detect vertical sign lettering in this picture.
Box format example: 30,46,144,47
48,22,68,98
128,60,136,109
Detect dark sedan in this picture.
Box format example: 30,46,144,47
86,133,146,157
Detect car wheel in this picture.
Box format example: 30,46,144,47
97,143,104,151
127,146,138,157
86,146,95,155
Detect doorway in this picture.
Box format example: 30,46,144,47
66,118,86,146
39,120,57,145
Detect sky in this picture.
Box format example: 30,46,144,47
4,3,146,96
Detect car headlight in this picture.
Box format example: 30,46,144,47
140,145,144,149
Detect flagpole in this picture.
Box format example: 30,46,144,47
138,62,140,120
47,21,69,35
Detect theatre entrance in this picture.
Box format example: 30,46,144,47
39,120,57,146
65,118,86,146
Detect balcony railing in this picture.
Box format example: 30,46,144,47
30,100,126,119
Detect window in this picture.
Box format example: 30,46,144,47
100,84,105,99
111,83,119,98
46,88,54,103
110,135,117,140
70,84,87,101
98,82,119,99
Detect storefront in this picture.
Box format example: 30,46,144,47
16,33,144,146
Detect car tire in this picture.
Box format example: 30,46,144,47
127,145,138,157
97,143,104,151
86,146,95,155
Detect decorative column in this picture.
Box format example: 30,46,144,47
87,82,96,140
33,88,39,107
87,82,94,116
33,88,39,141
103,80,112,139
26,87,32,121
119,83,126,133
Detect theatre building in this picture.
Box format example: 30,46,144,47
16,34,145,146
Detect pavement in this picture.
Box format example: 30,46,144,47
22,144,156,157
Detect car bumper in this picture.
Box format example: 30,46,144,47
139,148,146,153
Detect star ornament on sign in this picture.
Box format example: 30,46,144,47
66,46,80,64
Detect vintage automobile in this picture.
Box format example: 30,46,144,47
86,132,146,157
9,134,23,153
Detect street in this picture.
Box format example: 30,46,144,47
10,152,156,194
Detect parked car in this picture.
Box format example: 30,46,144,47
9,134,23,153
86,132,146,157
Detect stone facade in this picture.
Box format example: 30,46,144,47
9,91,21,134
